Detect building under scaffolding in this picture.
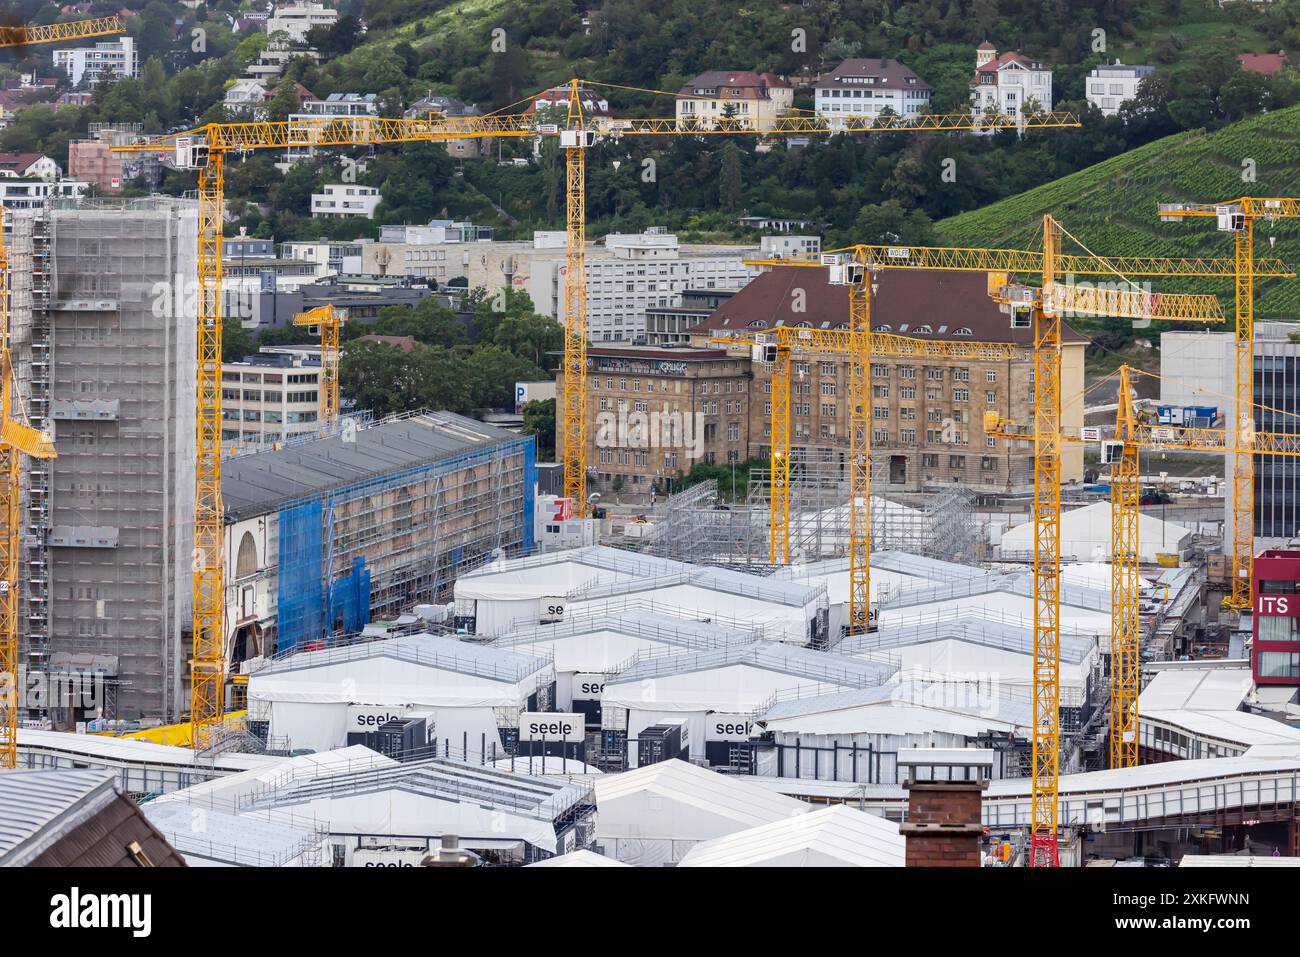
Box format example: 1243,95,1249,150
220,411,536,679
4,198,200,723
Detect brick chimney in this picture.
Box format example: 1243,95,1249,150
898,748,993,867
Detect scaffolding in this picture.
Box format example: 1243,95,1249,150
744,458,986,565
243,414,535,655
617,480,770,569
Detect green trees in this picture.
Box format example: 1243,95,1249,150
521,399,557,459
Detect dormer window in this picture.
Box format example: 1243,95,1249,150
954,327,972,336
875,324,892,332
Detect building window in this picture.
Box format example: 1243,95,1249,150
1259,651,1300,679
1258,616,1300,642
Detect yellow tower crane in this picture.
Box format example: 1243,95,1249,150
0,12,126,768
292,304,346,431
114,87,1081,747
1158,198,1300,611
0,14,123,48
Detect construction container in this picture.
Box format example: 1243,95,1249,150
637,724,688,766
1156,552,1181,568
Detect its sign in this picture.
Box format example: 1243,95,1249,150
573,674,606,700
706,714,755,742
519,712,584,743
1257,594,1292,616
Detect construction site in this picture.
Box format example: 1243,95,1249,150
0,16,1294,897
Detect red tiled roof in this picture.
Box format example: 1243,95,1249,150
0,152,49,174
1237,52,1288,76
816,58,930,92
360,334,418,353
692,266,1088,346
973,50,1046,84
679,70,788,98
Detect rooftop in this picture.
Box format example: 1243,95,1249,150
695,266,1087,345
222,412,525,520
816,58,930,91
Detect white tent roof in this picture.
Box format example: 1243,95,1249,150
1058,562,1157,595
1144,708,1300,749
1000,501,1191,562
248,634,547,706
526,849,629,868
593,759,810,842
677,805,904,868
1138,666,1252,712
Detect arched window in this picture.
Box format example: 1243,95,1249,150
874,324,892,332
954,327,973,337
915,324,932,335
235,531,258,578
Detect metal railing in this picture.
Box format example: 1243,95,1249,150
258,633,553,684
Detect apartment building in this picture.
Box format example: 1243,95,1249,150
814,59,932,125
675,70,793,128
526,228,758,341
0,179,87,210
970,43,1053,120
1086,62,1154,116
267,1,338,43
690,266,1087,492
311,183,382,218
759,235,821,259
52,35,138,88
280,240,367,279
221,351,322,453
555,345,753,495
645,289,737,347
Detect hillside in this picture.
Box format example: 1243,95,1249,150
934,104,1300,321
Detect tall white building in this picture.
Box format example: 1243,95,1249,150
52,35,138,88
267,2,338,43
525,228,760,342
970,43,1053,121
815,59,931,126
1086,62,1155,116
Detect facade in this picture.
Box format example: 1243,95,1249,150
644,289,737,347
759,235,821,259
0,152,60,181
0,179,87,210
691,266,1087,492
526,229,759,341
220,413,535,671
970,43,1053,120
52,36,138,88
267,1,338,43
1253,550,1300,686
280,240,366,279
39,198,199,721
311,183,382,218
1086,62,1154,116
221,351,323,452
814,59,932,125
675,70,793,128
555,345,752,495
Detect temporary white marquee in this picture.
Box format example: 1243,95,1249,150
592,758,810,865
999,500,1192,563
676,805,904,868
